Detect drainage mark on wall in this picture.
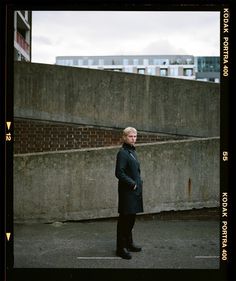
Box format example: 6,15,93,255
188,178,192,197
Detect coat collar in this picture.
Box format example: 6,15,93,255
122,142,136,151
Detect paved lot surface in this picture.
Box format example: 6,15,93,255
14,215,220,269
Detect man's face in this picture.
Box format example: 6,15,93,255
124,132,137,146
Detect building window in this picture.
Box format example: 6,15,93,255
98,59,104,66
169,67,178,76
57,60,63,65
147,68,155,75
60,59,72,66
73,59,78,65
154,59,169,65
143,59,149,65
162,59,169,65
153,59,160,65
138,68,145,74
133,59,139,65
184,69,193,76
78,59,83,66
197,57,220,72
88,59,93,66
186,58,193,65
209,65,214,72
123,59,129,65
160,69,167,76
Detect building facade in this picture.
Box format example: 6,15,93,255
194,56,220,83
14,11,32,62
56,55,219,82
56,55,196,80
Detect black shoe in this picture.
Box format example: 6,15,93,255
116,248,132,259
127,244,142,252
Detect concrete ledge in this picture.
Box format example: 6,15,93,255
14,137,220,223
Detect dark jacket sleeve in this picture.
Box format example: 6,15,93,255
115,150,136,189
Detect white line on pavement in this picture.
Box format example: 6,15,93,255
195,256,220,259
77,257,121,260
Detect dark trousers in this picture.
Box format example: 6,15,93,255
116,213,136,250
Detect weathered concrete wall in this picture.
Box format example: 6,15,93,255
14,138,220,223
14,62,220,137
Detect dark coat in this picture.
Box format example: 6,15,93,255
115,143,144,214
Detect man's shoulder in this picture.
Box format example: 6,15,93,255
117,147,128,156
117,147,125,153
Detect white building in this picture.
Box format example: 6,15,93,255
14,11,32,61
56,55,196,80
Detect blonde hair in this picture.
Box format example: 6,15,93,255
123,127,137,136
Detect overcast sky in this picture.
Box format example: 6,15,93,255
32,11,220,64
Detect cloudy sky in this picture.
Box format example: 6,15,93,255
32,11,220,64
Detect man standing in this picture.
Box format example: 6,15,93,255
115,127,143,259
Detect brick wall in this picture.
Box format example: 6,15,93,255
14,118,186,154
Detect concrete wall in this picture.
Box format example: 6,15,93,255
14,138,220,223
14,62,220,137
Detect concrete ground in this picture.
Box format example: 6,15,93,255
14,211,220,269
